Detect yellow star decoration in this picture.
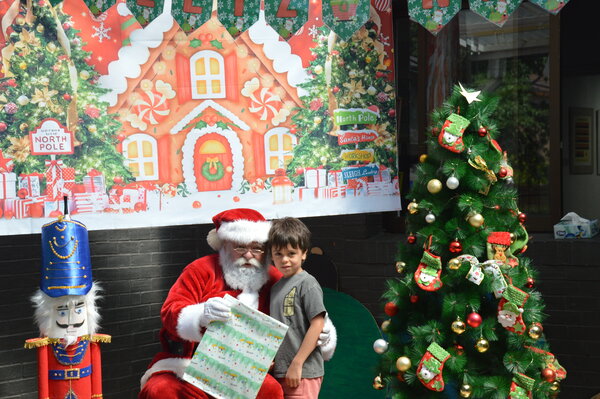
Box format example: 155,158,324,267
459,82,481,104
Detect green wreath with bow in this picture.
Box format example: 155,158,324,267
201,157,225,181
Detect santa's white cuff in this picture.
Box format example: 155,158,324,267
177,303,205,342
320,314,337,361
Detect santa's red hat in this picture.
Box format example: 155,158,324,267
207,208,271,250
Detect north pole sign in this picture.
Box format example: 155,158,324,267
29,119,74,155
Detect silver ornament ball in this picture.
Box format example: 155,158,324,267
373,338,389,354
446,176,460,190
425,212,436,224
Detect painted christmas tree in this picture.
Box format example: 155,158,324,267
286,20,396,185
0,0,132,183
374,85,566,398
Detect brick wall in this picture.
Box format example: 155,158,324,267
0,216,598,398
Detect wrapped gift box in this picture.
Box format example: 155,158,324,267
0,172,16,199
18,173,43,197
373,166,391,183
328,170,345,187
83,169,106,193
44,197,76,218
4,198,33,218
298,187,319,201
74,192,109,213
304,168,327,188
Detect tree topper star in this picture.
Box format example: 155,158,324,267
459,82,481,104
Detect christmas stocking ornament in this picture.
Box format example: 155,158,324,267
438,113,470,153
527,347,567,381
414,249,443,291
497,284,529,334
487,231,518,267
508,373,535,399
417,342,451,391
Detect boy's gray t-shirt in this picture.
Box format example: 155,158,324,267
270,270,326,378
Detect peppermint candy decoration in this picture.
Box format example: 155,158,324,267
374,0,391,12
248,88,282,121
134,90,170,125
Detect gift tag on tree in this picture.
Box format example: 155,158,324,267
466,262,484,285
417,342,451,391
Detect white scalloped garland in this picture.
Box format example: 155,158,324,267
181,126,244,193
170,100,250,134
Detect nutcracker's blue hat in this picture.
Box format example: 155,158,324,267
40,216,92,297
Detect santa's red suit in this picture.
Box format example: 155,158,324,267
25,334,110,399
139,253,284,399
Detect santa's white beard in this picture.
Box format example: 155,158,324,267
220,248,269,293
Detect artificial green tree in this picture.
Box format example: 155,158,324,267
0,0,132,185
286,21,397,185
375,85,565,399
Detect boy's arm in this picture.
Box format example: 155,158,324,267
285,312,326,387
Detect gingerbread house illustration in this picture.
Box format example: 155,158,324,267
98,6,308,193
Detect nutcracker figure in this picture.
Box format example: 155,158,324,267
25,214,110,399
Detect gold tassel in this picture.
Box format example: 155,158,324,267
24,337,49,349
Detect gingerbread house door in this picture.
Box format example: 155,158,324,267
193,133,233,191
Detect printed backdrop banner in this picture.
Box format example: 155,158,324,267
217,0,261,39
0,0,400,236
468,0,522,27
322,0,371,41
407,0,461,35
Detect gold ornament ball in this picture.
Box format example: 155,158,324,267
365,56,372,63
448,258,461,270
451,320,466,335
373,375,384,390
528,324,543,340
314,116,322,124
19,123,28,131
80,70,90,80
407,201,419,214
15,17,25,25
475,338,489,353
381,320,391,332
419,154,428,163
395,356,412,372
314,65,323,75
36,24,44,33
469,213,484,228
19,62,27,70
427,179,443,194
395,261,406,274
46,42,57,52
88,125,97,133
550,381,560,392
459,384,473,398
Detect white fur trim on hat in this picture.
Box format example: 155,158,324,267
176,303,205,342
140,357,191,389
214,219,271,249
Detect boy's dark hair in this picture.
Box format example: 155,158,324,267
268,217,311,253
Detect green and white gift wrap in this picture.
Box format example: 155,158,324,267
183,295,288,399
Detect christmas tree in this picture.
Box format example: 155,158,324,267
0,0,132,184
374,85,566,399
286,20,396,185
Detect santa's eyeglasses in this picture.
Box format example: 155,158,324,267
233,247,265,255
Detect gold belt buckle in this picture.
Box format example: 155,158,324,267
65,368,80,379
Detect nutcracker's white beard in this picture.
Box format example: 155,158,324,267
220,247,269,293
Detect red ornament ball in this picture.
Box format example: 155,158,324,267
498,167,508,178
384,301,399,316
541,368,556,382
4,210,14,219
518,212,527,223
525,277,535,289
449,240,462,253
134,202,147,212
0,122,7,132
116,133,126,142
376,71,385,78
233,196,240,202
466,312,482,328
332,86,340,94
388,109,396,117
63,93,72,101
455,344,464,355
113,176,123,184
29,203,43,218
48,210,62,218
17,188,28,199
407,234,417,244
192,200,202,209
396,372,405,382
478,126,488,136
409,295,419,304
432,127,440,136
295,167,305,176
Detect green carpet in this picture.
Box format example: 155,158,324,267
320,288,386,399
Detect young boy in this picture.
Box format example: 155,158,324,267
269,217,326,399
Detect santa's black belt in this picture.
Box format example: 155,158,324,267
49,365,92,380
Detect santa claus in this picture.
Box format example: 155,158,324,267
139,208,336,399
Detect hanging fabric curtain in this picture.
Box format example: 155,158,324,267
322,0,370,41
408,0,461,35
469,0,522,27
171,0,212,32
528,0,570,14
263,0,308,41
217,0,261,39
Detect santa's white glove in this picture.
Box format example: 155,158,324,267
199,297,231,327
318,313,337,361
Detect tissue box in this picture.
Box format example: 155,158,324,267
553,218,599,239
